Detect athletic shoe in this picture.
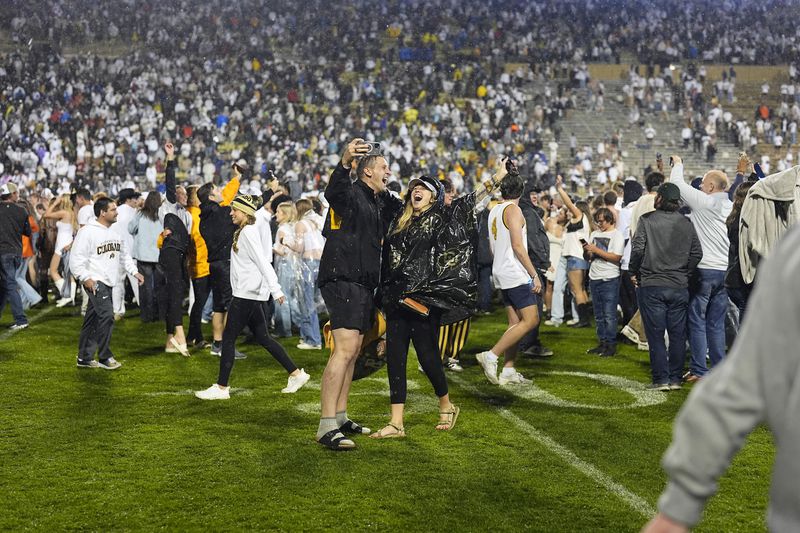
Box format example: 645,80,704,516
499,370,532,386
9,323,29,331
56,297,72,308
646,383,670,391
668,382,683,390
682,372,702,383
586,344,605,354
282,369,310,393
445,357,463,372
600,344,617,357
169,338,190,357
234,350,247,360
475,352,499,385
200,318,210,324
98,357,122,370
544,319,562,327
76,359,99,368
195,384,230,400
566,318,579,326
637,341,649,351
113,313,124,321
522,344,554,357
210,342,222,356
297,342,322,350
620,325,640,344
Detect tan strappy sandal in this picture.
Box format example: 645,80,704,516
436,405,460,431
369,423,406,439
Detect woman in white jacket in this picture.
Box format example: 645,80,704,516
195,194,310,400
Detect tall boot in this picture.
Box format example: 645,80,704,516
570,303,592,328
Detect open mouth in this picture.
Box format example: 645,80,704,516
412,192,423,202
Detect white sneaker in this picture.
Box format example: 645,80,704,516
169,338,191,357
56,297,72,308
282,369,310,393
445,357,463,372
566,318,579,326
637,341,649,351
98,357,122,370
499,370,532,386
475,352,499,385
544,319,561,327
296,342,322,350
195,384,230,400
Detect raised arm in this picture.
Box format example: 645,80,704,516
221,163,241,207
324,138,368,217
473,156,511,206
44,197,67,221
164,142,177,205
555,175,582,220
668,155,715,210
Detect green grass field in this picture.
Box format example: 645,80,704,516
0,306,773,532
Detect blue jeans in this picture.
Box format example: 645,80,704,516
298,259,321,345
639,286,689,384
274,257,299,337
688,269,728,376
0,253,27,326
589,277,620,345
16,256,41,309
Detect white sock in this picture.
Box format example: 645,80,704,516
500,366,516,377
317,417,339,440
486,351,499,362
335,411,348,427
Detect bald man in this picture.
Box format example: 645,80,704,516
668,155,732,382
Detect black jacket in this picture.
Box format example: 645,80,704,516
161,160,190,255
518,195,550,271
319,163,402,289
199,197,236,264
0,201,31,255
630,210,703,288
476,209,492,267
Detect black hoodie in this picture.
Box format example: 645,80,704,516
199,198,236,263
518,194,550,271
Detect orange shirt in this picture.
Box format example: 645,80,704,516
21,215,39,258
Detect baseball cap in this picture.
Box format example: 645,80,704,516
656,182,681,202
407,175,440,198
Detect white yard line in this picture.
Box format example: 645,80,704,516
0,306,57,342
450,375,657,518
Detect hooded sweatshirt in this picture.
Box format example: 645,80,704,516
738,165,800,283
70,219,138,286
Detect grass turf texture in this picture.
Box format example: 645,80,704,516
1,306,773,531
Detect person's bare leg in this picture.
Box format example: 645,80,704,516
321,328,362,419
492,305,540,361
568,270,588,304
336,351,360,413
544,280,554,311
173,325,187,345
212,312,225,342
49,254,62,284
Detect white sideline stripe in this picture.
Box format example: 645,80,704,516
450,376,656,518
0,306,56,341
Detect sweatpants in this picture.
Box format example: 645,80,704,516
77,282,115,362
217,297,297,387
386,306,448,404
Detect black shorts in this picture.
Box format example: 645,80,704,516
209,260,232,313
501,282,538,310
321,280,374,333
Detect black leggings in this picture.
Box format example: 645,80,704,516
187,275,211,343
386,307,448,404
160,248,186,335
217,297,297,387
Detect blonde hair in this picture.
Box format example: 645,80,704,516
186,185,200,208
276,201,297,223
92,192,108,202
295,198,313,219
58,195,78,231
232,213,256,253
391,199,434,235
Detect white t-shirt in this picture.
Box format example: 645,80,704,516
588,229,624,280
78,203,95,226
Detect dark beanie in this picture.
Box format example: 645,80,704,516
622,180,643,207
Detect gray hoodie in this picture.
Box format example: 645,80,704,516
657,224,800,531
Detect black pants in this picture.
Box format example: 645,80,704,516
187,275,211,343
78,282,115,361
619,270,639,326
138,261,165,323
160,248,186,335
386,306,448,404
217,297,297,387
